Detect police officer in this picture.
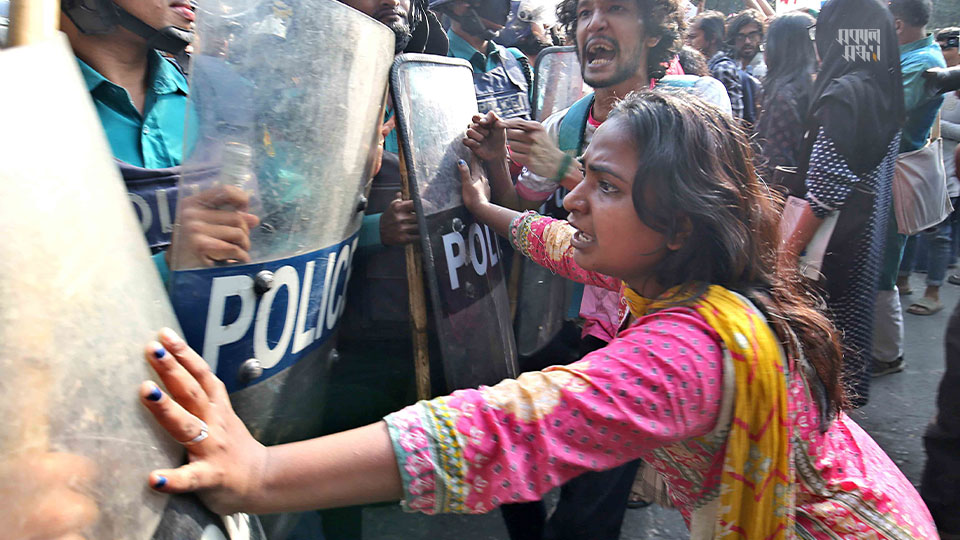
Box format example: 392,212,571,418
61,0,258,281
430,0,533,121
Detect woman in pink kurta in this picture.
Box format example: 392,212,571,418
138,92,936,539
383,210,935,538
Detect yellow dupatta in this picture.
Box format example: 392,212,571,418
623,284,796,540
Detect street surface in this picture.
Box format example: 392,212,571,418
356,275,960,540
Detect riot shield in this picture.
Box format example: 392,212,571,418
515,45,588,357
392,54,519,391
531,45,586,122
168,0,394,445
0,35,184,539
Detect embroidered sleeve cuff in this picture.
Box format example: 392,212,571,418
509,210,541,256
384,405,440,514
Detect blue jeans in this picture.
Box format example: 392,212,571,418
900,197,960,287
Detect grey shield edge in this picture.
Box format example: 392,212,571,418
531,45,585,122
392,54,519,391
515,45,586,357
0,35,238,540
168,0,393,448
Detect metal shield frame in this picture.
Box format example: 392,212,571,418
0,36,183,540
531,45,586,122
392,54,519,390
168,0,394,445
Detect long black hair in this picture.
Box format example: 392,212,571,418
608,91,847,411
762,11,816,116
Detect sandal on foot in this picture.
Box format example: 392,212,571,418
906,296,944,316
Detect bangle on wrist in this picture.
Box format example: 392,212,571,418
552,153,573,185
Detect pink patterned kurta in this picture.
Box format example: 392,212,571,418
384,214,936,539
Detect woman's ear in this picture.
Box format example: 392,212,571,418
666,216,692,251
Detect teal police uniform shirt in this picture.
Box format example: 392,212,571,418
78,51,193,280
447,28,512,74
77,51,192,169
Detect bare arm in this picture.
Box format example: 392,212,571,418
249,423,402,514
779,199,823,270
485,155,522,210
744,0,774,19
458,159,521,238
463,112,521,210
139,329,403,516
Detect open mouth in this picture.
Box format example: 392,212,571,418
572,229,595,244
568,219,595,248
171,1,196,22
584,39,617,67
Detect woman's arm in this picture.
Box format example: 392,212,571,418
139,330,403,516
460,161,618,291
744,0,774,19
140,309,724,516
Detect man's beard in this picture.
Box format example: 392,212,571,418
389,19,413,53
580,44,645,89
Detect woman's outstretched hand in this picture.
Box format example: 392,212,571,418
458,157,491,213
139,329,267,516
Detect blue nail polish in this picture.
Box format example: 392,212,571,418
154,475,167,489
154,347,166,359
458,159,466,166
146,386,162,402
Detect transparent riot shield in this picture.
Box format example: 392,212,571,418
531,45,586,122
168,0,394,445
515,46,587,357
0,35,184,540
392,54,519,391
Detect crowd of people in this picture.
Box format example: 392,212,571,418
6,0,960,538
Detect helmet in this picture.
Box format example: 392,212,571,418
429,0,510,41
497,0,555,54
516,0,556,26
61,0,192,54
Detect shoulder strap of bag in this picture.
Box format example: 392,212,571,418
558,93,595,154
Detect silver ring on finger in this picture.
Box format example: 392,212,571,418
179,419,209,446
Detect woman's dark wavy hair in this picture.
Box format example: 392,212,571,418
556,0,684,81
762,11,817,115
608,91,847,411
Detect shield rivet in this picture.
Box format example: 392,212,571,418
238,358,263,384
452,218,464,233
356,195,368,213
254,270,274,295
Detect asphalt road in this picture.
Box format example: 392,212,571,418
355,276,960,540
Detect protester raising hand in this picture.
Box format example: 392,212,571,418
464,112,521,210
463,111,507,163
503,118,583,191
